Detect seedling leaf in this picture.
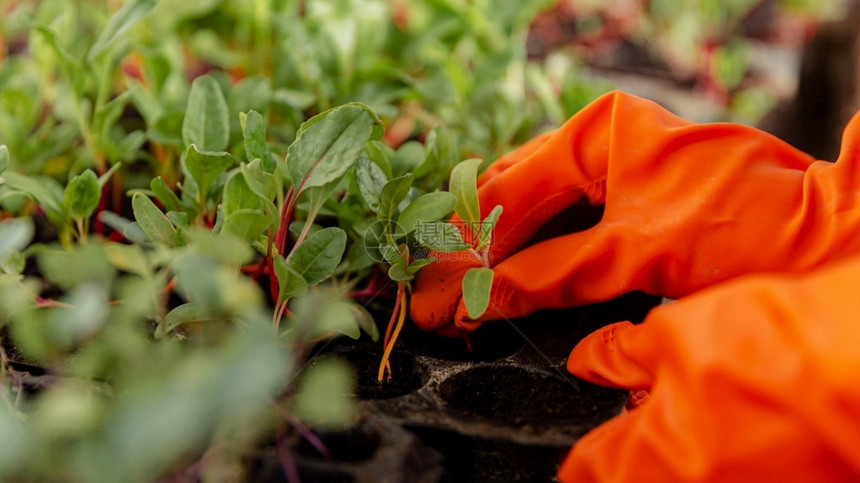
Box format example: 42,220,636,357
289,227,347,285
241,110,273,172
462,267,493,320
222,209,269,242
396,192,456,237
155,303,213,339
449,158,482,227
476,204,503,250
223,171,264,215
150,177,181,213
354,155,388,212
274,257,308,301
184,145,233,201
62,170,100,219
376,174,413,223
414,221,470,252
288,103,379,192
182,75,230,152
132,193,182,247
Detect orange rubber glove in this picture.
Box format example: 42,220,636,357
559,254,860,481
411,90,860,334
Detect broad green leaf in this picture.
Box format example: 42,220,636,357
182,75,230,152
449,158,482,228
0,145,8,173
396,192,456,237
376,174,413,223
240,110,273,171
288,221,322,241
477,204,503,251
364,141,394,179
150,177,181,213
241,159,276,201
240,161,279,228
273,256,308,302
154,303,213,339
62,170,100,219
88,0,156,61
289,227,347,285
167,211,189,228
287,103,380,192
0,218,34,262
293,358,356,429
222,209,270,242
415,221,471,252
2,172,65,220
354,155,387,212
223,171,264,215
463,267,493,320
132,193,182,247
184,144,233,200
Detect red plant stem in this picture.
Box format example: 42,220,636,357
463,333,474,354
34,297,71,308
162,276,178,296
244,263,268,276
274,185,296,255
274,298,290,330
289,415,331,460
276,437,301,483
349,267,388,299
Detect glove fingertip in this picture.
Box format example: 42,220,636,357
567,321,653,390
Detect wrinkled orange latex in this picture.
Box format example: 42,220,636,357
411,90,860,334
559,255,860,481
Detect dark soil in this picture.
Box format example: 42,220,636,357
398,319,527,362
439,365,627,428
295,424,381,463
331,349,429,400
404,425,569,483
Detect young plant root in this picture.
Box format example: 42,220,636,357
377,282,407,382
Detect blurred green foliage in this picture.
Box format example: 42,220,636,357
0,0,616,480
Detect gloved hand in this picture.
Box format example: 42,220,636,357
411,90,860,334
559,253,860,481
